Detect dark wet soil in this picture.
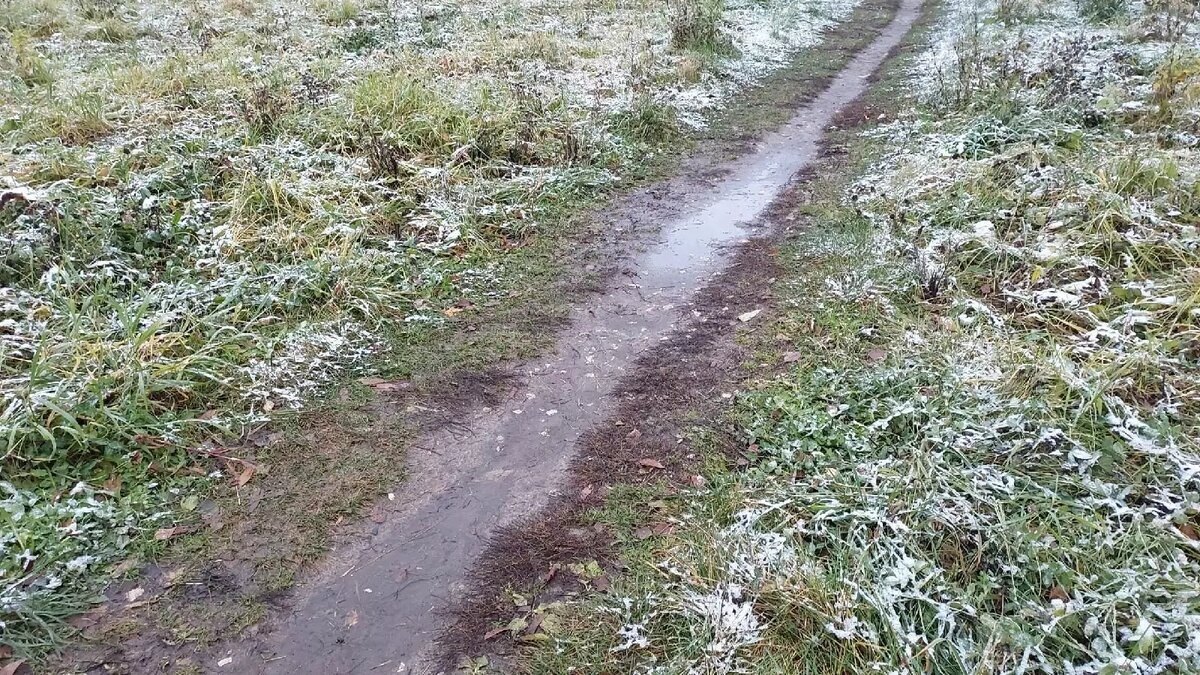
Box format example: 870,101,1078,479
62,1,923,672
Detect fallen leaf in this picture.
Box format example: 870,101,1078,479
867,348,887,362
1179,523,1200,541
442,306,463,317
688,475,706,488
782,351,802,363
539,564,560,584
0,645,10,660
374,380,411,392
637,458,665,470
651,523,675,536
198,409,219,421
234,462,256,487
1047,586,1069,602
125,587,145,603
132,434,171,449
580,485,594,500
103,475,122,496
634,527,654,540
0,660,25,675
738,309,762,322
344,610,359,628
626,429,642,443
153,526,193,541
592,575,610,592
263,399,275,412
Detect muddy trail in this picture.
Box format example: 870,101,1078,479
175,3,924,672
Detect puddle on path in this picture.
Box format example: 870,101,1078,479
232,2,922,670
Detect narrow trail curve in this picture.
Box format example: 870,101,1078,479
230,2,921,671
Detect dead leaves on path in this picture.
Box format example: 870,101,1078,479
482,560,614,643
358,376,412,393
153,525,198,541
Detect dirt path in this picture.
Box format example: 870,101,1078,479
213,3,922,672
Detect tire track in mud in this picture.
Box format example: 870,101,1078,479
215,2,923,671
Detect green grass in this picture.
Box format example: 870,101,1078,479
522,0,1200,672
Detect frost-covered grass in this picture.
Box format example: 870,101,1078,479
0,0,867,661
526,0,1200,673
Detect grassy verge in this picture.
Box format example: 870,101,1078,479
0,0,883,664
521,0,1200,672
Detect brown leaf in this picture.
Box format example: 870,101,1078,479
1047,586,1069,602
782,351,802,363
103,475,122,496
539,564,560,585
579,484,594,500
0,645,11,660
636,458,665,470
132,434,171,449
634,527,654,540
360,377,411,392
651,523,675,536
344,610,359,628
153,525,196,541
483,624,507,640
198,409,219,421
591,576,610,592
867,348,887,362
442,306,464,317
234,462,256,487
0,659,25,675
688,474,706,488
626,429,642,443
1179,523,1200,541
